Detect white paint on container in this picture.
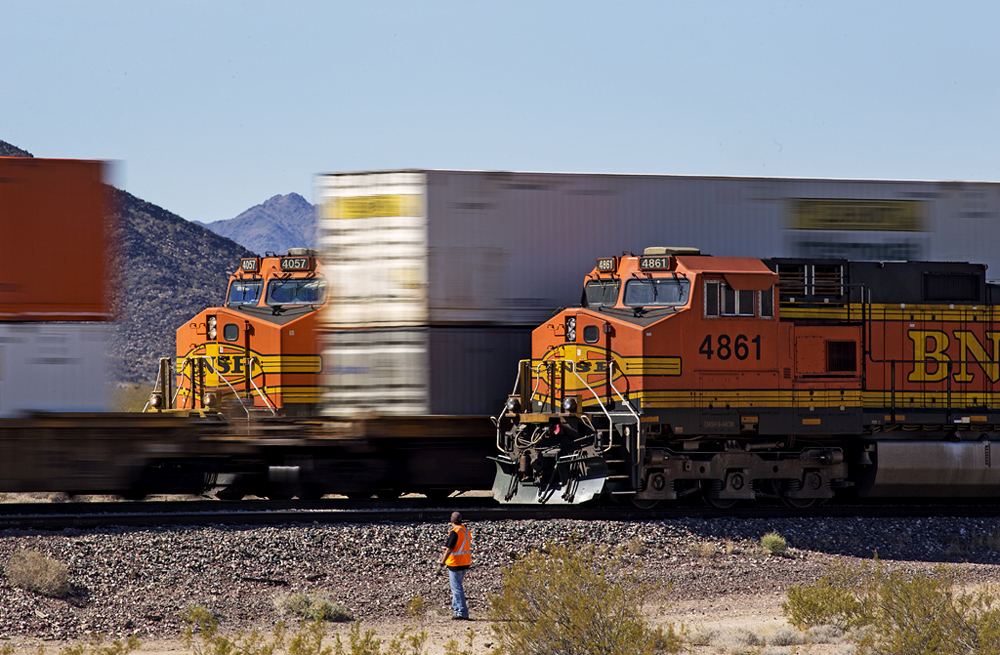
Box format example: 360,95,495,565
0,323,110,416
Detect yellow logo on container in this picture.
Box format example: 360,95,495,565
324,194,424,219
790,199,925,232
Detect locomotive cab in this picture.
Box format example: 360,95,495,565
173,249,327,417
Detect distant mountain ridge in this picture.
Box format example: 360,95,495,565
200,193,316,255
0,139,33,157
108,188,254,383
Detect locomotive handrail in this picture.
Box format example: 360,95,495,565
178,355,278,417
568,367,617,452
494,360,527,452
605,362,642,467
185,356,249,419
245,357,277,415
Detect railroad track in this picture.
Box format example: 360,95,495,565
1,497,999,530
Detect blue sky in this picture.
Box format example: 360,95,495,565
3,1,998,224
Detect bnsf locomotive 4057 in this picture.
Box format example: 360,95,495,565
494,247,1000,506
173,249,327,416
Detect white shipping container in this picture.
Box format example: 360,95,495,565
316,170,1000,415
0,323,110,417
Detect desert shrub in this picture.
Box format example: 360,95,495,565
768,626,808,647
760,532,787,556
488,543,685,655
692,541,718,558
59,634,141,655
405,595,427,619
783,570,867,629
783,561,1000,654
282,593,353,622
384,627,428,655
625,537,647,555
688,627,719,646
5,549,71,598
805,624,845,644
331,622,381,655
0,644,13,655
442,629,475,655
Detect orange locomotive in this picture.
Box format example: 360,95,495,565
494,247,1000,505
174,249,326,416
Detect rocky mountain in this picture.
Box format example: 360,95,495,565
200,193,316,255
1,140,254,384
0,139,32,157
107,188,255,383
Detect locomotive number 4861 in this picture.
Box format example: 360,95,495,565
699,333,761,361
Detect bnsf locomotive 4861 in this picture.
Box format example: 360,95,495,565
494,247,1000,506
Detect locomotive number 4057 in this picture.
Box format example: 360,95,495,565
699,334,761,361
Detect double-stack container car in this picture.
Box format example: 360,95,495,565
315,170,1000,420
0,157,114,416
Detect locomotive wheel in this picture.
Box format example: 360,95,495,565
775,480,818,508
781,496,817,509
703,496,738,509
631,498,660,510
700,480,738,508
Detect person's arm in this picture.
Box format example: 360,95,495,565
440,545,454,565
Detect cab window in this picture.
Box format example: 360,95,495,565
705,281,773,318
226,279,263,307
623,277,690,307
266,277,328,306
584,279,621,307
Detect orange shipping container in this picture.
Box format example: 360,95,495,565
0,157,113,321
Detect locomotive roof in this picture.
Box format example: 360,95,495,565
673,255,778,291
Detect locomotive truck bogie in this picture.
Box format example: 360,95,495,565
494,247,1000,506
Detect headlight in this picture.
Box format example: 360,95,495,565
207,316,218,340
148,393,162,409
506,396,522,413
562,396,578,413
565,316,576,342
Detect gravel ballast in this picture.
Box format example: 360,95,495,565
2,515,1000,642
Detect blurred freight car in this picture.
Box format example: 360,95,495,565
0,157,114,416
315,171,1000,419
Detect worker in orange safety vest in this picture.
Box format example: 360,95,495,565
437,511,471,620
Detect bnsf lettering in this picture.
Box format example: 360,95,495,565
908,329,1000,383
562,361,609,373
215,355,245,375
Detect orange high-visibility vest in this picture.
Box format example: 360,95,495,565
446,524,471,567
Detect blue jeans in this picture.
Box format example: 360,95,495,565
449,568,469,618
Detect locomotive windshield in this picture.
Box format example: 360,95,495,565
226,279,264,307
266,277,328,306
584,279,621,307
624,277,690,307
